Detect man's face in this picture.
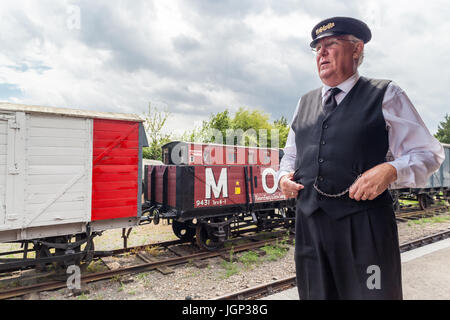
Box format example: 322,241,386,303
314,35,362,86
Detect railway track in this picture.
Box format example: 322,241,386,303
0,228,290,275
0,232,292,300
1,205,446,275
215,228,450,300
395,205,449,222
1,213,449,300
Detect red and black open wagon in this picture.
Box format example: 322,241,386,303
144,141,295,250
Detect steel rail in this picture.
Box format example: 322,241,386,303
399,229,450,253
214,276,297,300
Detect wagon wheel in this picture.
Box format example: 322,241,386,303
418,194,432,210
53,235,89,270
444,190,450,204
32,236,70,272
284,208,296,234
391,191,400,212
34,234,95,272
34,242,52,272
76,233,95,266
255,211,269,231
195,221,229,251
172,220,196,242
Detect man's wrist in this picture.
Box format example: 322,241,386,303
277,171,290,190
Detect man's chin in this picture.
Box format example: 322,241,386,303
319,72,334,84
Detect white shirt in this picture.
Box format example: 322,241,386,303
277,72,445,189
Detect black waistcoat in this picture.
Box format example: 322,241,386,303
292,76,393,219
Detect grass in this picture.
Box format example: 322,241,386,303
261,243,289,262
136,272,150,281
220,260,239,279
86,260,107,273
111,275,122,283
144,245,163,256
76,293,89,300
220,247,239,279
135,272,152,288
117,283,125,292
399,199,419,206
219,239,292,278
239,251,260,269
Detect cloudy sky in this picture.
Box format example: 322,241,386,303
0,0,449,136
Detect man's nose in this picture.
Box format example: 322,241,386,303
317,46,329,56
316,48,328,58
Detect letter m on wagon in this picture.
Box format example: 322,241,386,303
205,168,228,199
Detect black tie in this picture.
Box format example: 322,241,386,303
323,87,342,115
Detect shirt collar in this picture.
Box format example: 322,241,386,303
321,72,360,97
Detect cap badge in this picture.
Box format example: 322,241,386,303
316,22,335,36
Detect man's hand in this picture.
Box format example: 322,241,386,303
280,172,304,199
349,163,398,201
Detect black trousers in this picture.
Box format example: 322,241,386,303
295,205,403,300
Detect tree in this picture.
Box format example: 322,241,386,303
230,108,273,147
182,111,232,144
209,110,232,144
142,103,172,161
435,114,450,144
182,107,288,148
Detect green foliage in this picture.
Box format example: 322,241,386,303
239,251,260,269
220,247,240,278
180,119,212,143
210,110,232,143
181,107,290,148
230,108,272,146
142,103,172,160
261,243,289,261
408,215,450,226
86,260,107,273
77,293,89,300
220,260,239,278
232,108,272,131
435,114,450,144
273,116,290,148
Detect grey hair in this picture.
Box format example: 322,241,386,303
347,35,364,67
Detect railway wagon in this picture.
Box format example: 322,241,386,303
0,102,148,270
145,141,295,250
390,143,450,210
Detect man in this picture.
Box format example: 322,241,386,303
278,17,444,300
